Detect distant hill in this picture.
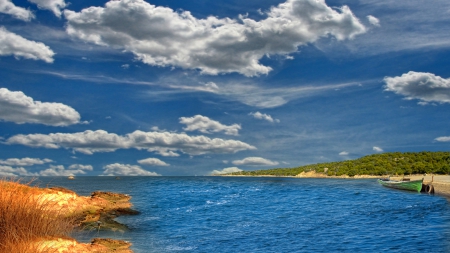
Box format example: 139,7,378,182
228,151,450,177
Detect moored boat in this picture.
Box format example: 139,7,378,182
377,178,423,192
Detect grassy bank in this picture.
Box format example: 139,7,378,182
0,179,73,252
0,178,136,253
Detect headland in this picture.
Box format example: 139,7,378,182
0,179,138,253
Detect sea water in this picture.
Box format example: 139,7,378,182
35,177,450,253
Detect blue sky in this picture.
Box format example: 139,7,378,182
0,0,450,176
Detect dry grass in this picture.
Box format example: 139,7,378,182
0,178,75,253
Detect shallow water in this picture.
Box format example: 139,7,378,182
36,177,450,252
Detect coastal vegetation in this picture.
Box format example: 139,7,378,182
0,179,72,252
0,178,136,253
229,151,450,177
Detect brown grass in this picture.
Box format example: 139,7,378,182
0,178,75,253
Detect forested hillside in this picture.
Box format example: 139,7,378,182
229,152,450,177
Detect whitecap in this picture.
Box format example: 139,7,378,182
166,245,197,251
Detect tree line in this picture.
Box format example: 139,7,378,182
229,151,450,177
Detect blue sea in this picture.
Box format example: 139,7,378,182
35,177,450,253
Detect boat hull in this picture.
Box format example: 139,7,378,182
377,179,423,192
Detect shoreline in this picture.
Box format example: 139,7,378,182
0,179,137,253
51,189,139,252
221,172,450,197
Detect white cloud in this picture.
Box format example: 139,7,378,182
148,149,180,157
339,1,450,55
102,163,160,176
435,136,450,142
0,163,92,176
174,82,220,93
0,0,34,21
0,88,81,126
232,157,279,166
339,151,349,156
0,27,55,63
6,129,256,155
210,167,242,175
384,71,450,105
373,146,383,152
40,69,363,109
64,0,366,76
367,15,380,27
67,164,93,171
249,111,279,123
137,158,169,166
0,157,52,166
28,0,67,17
203,82,219,92
180,115,241,136
216,80,362,108
0,165,34,176
38,164,91,176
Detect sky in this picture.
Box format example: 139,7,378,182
0,0,450,177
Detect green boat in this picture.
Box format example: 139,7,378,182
377,178,423,192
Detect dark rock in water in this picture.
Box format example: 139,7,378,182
91,238,133,253
91,191,131,202
78,191,139,232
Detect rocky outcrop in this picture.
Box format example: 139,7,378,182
71,191,140,232
34,237,132,253
0,180,137,253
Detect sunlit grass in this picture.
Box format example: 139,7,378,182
0,178,74,253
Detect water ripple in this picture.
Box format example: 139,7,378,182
37,177,450,253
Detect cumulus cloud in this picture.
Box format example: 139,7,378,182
384,71,450,105
0,165,33,176
137,157,169,166
64,0,366,76
339,151,349,156
232,157,279,166
103,163,160,176
0,157,52,166
39,164,92,176
249,112,279,123
210,167,242,175
0,0,34,21
435,136,450,142
373,146,383,152
367,15,380,27
0,163,92,177
0,27,55,63
6,129,256,155
148,149,180,157
67,164,93,171
180,115,241,136
0,88,81,126
28,0,67,17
